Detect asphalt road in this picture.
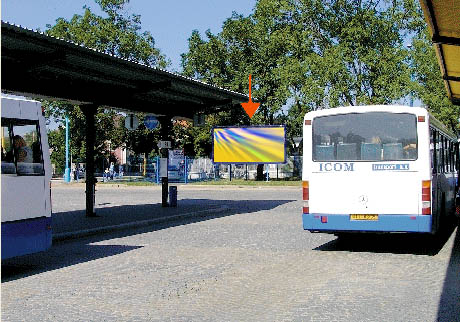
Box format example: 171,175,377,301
2,185,459,321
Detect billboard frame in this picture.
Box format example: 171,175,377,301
211,125,287,164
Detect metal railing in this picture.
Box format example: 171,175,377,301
57,156,303,183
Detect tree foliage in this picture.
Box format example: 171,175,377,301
42,0,459,168
125,113,160,157
289,0,414,108
48,127,66,174
46,0,168,68
181,2,294,125
181,0,426,156
45,103,126,172
43,0,168,168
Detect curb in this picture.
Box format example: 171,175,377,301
52,205,230,242
52,183,301,190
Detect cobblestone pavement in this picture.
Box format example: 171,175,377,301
2,185,459,321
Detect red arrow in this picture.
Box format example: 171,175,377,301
241,74,260,118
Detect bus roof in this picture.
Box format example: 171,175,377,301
1,95,42,120
304,105,427,118
1,94,40,103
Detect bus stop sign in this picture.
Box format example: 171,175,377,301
144,115,159,130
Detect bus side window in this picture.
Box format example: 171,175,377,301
431,129,437,174
447,139,450,172
439,134,444,173
444,136,447,173
454,142,460,171
436,134,444,173
14,123,44,175
1,118,44,176
443,136,448,173
1,121,16,174
436,131,442,173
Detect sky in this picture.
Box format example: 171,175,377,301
1,0,420,114
1,0,257,72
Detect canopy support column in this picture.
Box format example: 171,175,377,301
81,104,98,217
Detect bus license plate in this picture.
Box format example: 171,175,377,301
350,214,378,221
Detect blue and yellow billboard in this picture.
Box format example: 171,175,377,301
212,126,286,164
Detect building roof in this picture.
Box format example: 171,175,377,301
419,0,460,105
1,21,248,117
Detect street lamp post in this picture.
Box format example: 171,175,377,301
64,115,71,182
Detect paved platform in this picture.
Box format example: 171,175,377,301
51,183,230,242
50,181,300,242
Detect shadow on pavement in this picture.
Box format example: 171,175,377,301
1,244,142,282
313,217,459,256
437,226,460,322
51,198,293,234
2,199,293,282
53,198,294,243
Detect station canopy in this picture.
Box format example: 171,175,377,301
420,0,460,105
1,22,248,117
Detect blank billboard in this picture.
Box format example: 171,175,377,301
212,126,286,164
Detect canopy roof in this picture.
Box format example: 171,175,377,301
420,0,460,105
1,21,248,117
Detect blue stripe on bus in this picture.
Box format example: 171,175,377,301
1,217,52,259
302,213,432,233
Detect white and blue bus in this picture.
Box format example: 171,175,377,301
1,96,52,259
302,105,458,235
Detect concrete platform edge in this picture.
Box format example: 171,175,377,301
52,205,230,242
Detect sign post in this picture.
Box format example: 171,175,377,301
159,117,171,207
159,158,168,177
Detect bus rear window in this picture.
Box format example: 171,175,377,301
312,112,417,161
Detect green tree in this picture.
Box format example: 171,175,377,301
48,127,66,174
46,0,168,68
124,113,160,175
181,1,295,178
181,2,294,125
172,119,195,156
287,0,421,109
45,102,126,171
182,0,420,178
43,0,169,171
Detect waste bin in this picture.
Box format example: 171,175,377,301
169,186,177,207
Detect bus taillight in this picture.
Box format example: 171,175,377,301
422,180,431,215
303,181,309,214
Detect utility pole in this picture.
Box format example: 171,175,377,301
64,115,70,182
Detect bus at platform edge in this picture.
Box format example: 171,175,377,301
1,96,52,259
302,105,459,235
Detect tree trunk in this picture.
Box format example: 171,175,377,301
256,164,264,181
